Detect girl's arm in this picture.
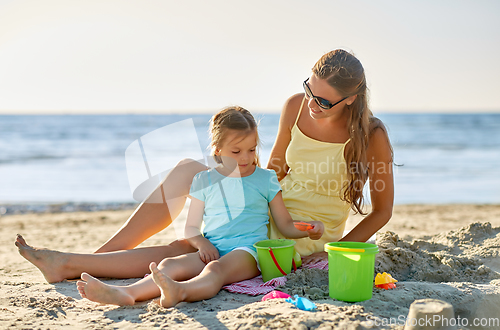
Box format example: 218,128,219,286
266,94,303,181
184,198,220,263
269,191,324,240
340,127,394,242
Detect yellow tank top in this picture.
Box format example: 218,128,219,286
269,97,351,256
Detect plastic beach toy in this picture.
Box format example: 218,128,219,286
286,295,316,311
261,290,292,301
324,242,379,302
254,239,296,282
293,251,302,268
376,283,396,290
294,221,314,231
374,272,398,289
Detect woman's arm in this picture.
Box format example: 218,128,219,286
269,191,324,240
184,197,220,263
266,93,303,181
340,127,394,242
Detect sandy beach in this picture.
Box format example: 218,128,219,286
2,203,500,329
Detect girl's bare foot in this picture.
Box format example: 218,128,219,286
15,234,73,283
149,262,184,308
77,273,135,306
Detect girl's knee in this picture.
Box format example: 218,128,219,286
157,258,171,270
156,257,186,279
204,260,224,276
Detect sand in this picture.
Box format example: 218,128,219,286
1,204,500,329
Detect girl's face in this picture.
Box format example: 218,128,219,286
305,74,351,120
215,129,257,177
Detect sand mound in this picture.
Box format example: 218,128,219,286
278,222,500,301
376,222,500,283
279,223,500,299
273,222,500,328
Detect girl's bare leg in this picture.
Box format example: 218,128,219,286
95,159,208,253
76,253,206,305
15,234,197,283
150,250,260,307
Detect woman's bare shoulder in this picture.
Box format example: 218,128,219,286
280,93,305,129
368,116,393,161
369,116,387,133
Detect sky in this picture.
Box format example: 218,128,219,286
0,0,499,114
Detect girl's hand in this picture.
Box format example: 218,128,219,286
306,221,324,240
197,240,220,264
302,251,328,265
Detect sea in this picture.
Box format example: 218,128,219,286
1,113,499,211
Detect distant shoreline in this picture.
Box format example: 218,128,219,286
1,201,499,216
0,202,139,215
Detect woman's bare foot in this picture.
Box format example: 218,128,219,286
77,273,135,306
149,262,184,308
15,234,74,283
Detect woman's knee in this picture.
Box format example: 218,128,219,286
175,158,207,172
176,158,195,167
162,158,207,186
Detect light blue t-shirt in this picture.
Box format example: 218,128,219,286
189,166,282,256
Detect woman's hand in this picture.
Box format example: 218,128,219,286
306,221,324,240
302,251,328,265
196,239,220,264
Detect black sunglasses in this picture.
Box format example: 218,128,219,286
303,78,348,110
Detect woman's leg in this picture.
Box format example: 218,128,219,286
15,158,206,282
150,250,260,307
76,253,206,306
15,235,197,283
95,159,208,253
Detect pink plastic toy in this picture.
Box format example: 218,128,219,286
261,290,292,301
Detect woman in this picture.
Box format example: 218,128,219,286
267,49,393,265
15,49,393,283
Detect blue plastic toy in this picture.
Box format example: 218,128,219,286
285,295,316,311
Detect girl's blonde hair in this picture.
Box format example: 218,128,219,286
312,49,393,214
209,106,261,167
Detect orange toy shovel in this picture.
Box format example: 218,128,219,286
294,222,314,231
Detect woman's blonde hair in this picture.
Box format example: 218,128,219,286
312,49,392,214
209,106,261,166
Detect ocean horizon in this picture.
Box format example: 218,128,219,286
1,113,499,208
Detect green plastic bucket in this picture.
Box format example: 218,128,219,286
324,242,379,302
254,239,296,282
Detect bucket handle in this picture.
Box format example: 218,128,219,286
325,245,365,253
268,247,287,276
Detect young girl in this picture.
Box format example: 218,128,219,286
76,106,324,307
